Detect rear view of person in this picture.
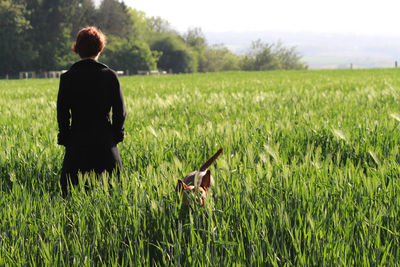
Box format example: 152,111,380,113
57,26,126,194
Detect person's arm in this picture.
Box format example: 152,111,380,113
57,74,71,146
110,72,126,144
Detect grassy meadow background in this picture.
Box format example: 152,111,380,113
1,69,400,265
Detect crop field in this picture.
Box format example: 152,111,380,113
1,69,400,265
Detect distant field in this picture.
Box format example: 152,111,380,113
303,56,396,70
1,69,400,265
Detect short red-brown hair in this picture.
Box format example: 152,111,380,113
72,26,106,58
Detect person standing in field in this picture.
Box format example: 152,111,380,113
57,26,126,194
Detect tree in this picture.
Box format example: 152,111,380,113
127,8,149,41
147,16,173,34
184,27,207,50
96,0,134,38
69,0,97,37
151,35,196,73
0,0,308,76
240,39,277,71
183,27,208,72
0,0,36,75
203,44,240,72
102,37,157,73
273,41,308,70
24,0,78,70
183,28,241,73
240,39,307,71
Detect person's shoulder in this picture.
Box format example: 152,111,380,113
97,62,115,73
60,70,71,80
95,60,110,70
98,63,119,79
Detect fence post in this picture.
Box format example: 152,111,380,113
395,61,398,68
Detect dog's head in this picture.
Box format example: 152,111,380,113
176,170,211,207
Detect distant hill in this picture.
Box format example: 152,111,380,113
204,31,400,69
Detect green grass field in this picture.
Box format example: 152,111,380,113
1,69,400,265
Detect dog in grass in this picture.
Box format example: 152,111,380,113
176,148,223,207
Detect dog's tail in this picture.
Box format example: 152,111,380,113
199,147,223,171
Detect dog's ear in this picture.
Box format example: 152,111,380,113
200,170,211,189
176,179,188,192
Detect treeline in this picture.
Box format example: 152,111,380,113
0,0,307,76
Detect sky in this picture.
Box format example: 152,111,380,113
115,0,400,36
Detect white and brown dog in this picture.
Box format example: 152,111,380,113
176,148,223,206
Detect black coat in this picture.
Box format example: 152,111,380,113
57,59,126,192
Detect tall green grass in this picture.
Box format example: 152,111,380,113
1,69,400,265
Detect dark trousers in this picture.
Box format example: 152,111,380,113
60,144,123,194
